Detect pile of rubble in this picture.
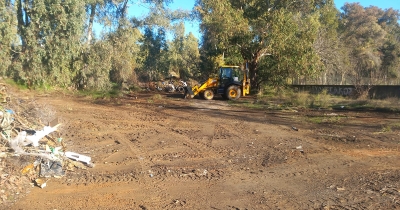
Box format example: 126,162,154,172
0,84,93,206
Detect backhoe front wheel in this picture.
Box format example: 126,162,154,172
226,85,241,100
203,89,214,100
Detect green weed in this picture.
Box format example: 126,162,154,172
306,115,346,124
151,94,163,101
380,125,392,133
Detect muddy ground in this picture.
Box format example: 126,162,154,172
4,89,400,210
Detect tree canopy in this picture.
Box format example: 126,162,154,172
0,0,399,91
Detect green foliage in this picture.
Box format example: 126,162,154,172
0,0,191,92
166,23,200,80
136,27,168,82
79,41,113,90
306,115,346,124
196,0,328,91
338,3,400,85
2,0,399,94
108,27,142,85
0,1,17,76
380,125,392,133
310,89,330,108
78,83,122,99
151,94,163,101
12,0,85,88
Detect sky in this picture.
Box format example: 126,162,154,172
109,0,400,40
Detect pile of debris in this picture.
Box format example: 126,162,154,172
0,84,93,207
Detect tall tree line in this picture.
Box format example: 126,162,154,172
0,0,197,90
196,0,400,89
0,0,399,92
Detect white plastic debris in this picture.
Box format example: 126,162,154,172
10,132,57,160
10,132,26,153
25,125,59,147
64,152,92,165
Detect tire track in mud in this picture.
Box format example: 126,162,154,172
59,105,173,208
147,107,277,183
148,119,227,181
106,108,171,204
61,101,342,209
29,96,400,210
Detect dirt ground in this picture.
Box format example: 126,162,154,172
5,89,400,210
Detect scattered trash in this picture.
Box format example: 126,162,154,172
40,160,65,177
34,178,48,188
65,152,92,166
292,126,298,131
0,100,94,191
0,110,14,139
295,145,304,153
24,125,60,147
337,187,345,191
0,85,96,195
21,163,34,175
66,159,88,171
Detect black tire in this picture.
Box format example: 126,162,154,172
203,89,214,100
226,86,241,100
176,86,184,93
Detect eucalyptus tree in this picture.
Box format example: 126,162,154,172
131,0,192,81
0,0,17,76
166,22,200,79
377,8,400,84
136,26,168,82
339,3,400,85
311,1,341,85
85,0,174,45
14,0,85,87
196,0,332,90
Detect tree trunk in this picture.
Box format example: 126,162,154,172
17,0,27,47
86,3,96,45
248,59,259,92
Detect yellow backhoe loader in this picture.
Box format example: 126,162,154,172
184,65,250,100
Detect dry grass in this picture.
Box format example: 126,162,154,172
253,87,400,111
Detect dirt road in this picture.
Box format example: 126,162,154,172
9,91,400,209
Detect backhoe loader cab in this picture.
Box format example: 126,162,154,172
184,65,250,100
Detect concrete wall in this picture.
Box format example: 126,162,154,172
291,85,400,99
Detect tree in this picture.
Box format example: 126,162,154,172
85,0,175,45
165,22,200,79
0,1,17,76
339,3,400,85
378,8,400,84
75,24,143,90
13,0,85,87
136,27,168,82
196,0,325,90
132,0,191,82
312,0,341,85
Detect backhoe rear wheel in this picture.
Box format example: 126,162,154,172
203,89,214,100
226,85,241,100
